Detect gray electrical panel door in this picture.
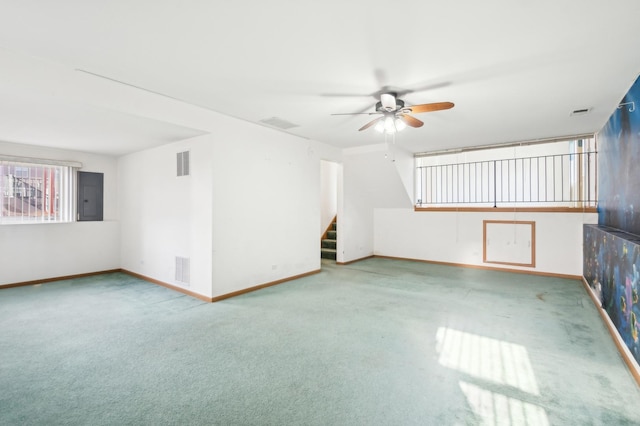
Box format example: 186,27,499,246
77,171,104,221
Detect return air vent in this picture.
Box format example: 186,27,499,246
259,116,299,130
570,108,592,116
177,151,190,177
175,256,190,286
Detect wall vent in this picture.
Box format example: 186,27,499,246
175,256,190,286
177,151,190,177
259,116,299,130
570,108,592,116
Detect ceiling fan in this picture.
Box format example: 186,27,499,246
332,93,454,134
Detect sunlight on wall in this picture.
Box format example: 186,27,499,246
436,327,539,395
459,381,550,426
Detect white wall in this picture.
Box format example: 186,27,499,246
210,126,325,298
117,113,339,299
118,134,213,297
339,144,413,263
1,41,339,295
391,144,415,204
374,209,598,276
320,160,338,235
339,173,374,263
0,141,119,285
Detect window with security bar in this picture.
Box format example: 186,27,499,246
0,160,75,224
414,137,597,208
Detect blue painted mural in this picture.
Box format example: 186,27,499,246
584,225,640,364
584,74,640,365
598,75,640,235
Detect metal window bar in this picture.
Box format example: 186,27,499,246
1,162,72,223
416,151,598,207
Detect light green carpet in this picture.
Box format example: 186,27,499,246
1,258,639,425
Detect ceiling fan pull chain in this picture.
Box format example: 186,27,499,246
391,133,396,162
384,133,389,158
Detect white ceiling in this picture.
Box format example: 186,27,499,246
0,0,639,156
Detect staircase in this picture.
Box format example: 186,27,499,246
321,219,337,260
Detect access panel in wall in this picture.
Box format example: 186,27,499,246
77,171,103,221
483,220,535,267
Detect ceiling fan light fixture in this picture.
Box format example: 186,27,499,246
373,115,407,134
347,95,453,134
384,116,396,133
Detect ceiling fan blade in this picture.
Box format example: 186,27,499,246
321,93,373,98
359,117,383,131
331,112,381,116
399,114,424,128
407,102,454,114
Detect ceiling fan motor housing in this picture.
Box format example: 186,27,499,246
376,99,405,112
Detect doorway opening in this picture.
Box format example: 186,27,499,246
320,160,340,263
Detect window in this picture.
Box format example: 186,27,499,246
0,158,78,224
414,137,597,208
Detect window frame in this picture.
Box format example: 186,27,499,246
0,155,81,225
